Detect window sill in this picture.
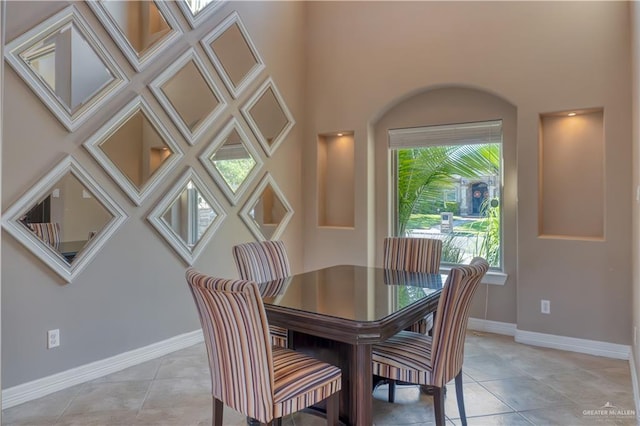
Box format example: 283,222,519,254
439,267,507,286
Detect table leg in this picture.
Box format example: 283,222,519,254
350,343,372,426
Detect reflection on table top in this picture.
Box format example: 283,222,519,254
258,264,445,322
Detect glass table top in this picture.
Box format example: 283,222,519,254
258,265,445,322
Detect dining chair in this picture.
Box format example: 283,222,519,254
232,240,291,348
27,222,61,247
383,236,443,401
186,270,341,426
372,257,489,426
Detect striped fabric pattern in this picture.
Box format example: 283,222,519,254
233,241,292,348
27,222,61,247
384,237,442,333
186,270,341,424
372,257,489,387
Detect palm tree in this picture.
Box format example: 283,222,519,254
396,144,499,236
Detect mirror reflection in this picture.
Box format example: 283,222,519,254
20,22,114,114
210,129,257,193
20,172,112,264
161,181,218,250
249,87,289,147
99,110,173,190
247,182,288,240
184,0,217,15
101,0,172,57
209,23,258,88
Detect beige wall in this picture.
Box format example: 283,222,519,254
303,1,631,343
2,0,306,388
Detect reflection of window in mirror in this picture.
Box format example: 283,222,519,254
162,183,216,249
102,0,171,56
211,129,256,192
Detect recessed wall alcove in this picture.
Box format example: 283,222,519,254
317,131,355,228
538,109,604,240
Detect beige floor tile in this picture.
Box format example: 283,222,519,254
55,409,139,426
520,403,638,426
479,377,574,411
444,382,514,418
2,384,83,425
62,380,151,415
463,354,529,381
155,354,211,380
90,358,162,384
450,412,533,425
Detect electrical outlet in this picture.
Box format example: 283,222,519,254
541,299,550,314
48,329,60,349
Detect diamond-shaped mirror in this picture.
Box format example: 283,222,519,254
241,77,295,157
176,0,225,28
240,173,293,241
148,168,226,264
5,5,128,132
201,11,265,99
149,49,227,145
199,118,263,205
87,0,182,72
1,157,128,282
84,97,183,206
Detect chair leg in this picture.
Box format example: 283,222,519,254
212,398,223,426
432,386,445,426
388,379,396,403
455,371,467,426
326,392,339,425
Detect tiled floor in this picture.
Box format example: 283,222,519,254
2,331,636,425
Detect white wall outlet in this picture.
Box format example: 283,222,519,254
541,299,550,314
47,329,60,349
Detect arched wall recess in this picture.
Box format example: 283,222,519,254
175,0,226,29
1,156,128,282
149,48,228,146
4,5,128,132
199,116,264,205
239,173,293,241
147,168,227,265
200,11,265,99
241,77,295,157
86,0,183,72
83,96,184,206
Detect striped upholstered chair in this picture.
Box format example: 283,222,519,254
232,241,291,348
186,270,341,426
372,257,489,426
27,222,61,248
383,237,443,401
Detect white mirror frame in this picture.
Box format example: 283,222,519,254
86,0,183,72
200,11,265,99
176,0,226,29
1,156,128,282
199,117,263,206
83,96,184,206
149,48,227,146
239,173,294,242
4,5,128,132
241,77,295,157
148,168,227,265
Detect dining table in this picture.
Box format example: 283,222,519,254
257,264,445,426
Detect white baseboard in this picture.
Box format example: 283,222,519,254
2,329,204,409
468,318,517,336
468,318,631,360
629,349,640,422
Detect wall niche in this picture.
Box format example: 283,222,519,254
317,132,355,228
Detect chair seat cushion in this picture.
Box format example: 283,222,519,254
272,347,342,418
269,325,288,348
372,330,434,386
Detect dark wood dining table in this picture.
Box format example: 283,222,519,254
258,265,445,426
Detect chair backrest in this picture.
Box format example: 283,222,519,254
27,222,61,247
232,240,291,282
186,269,275,422
430,257,489,387
384,237,442,273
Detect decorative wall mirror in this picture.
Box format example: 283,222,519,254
148,168,226,264
199,117,263,205
241,77,295,157
200,11,265,99
4,5,128,132
240,173,293,241
84,96,184,206
176,0,225,29
149,49,227,145
87,0,182,72
1,156,128,282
